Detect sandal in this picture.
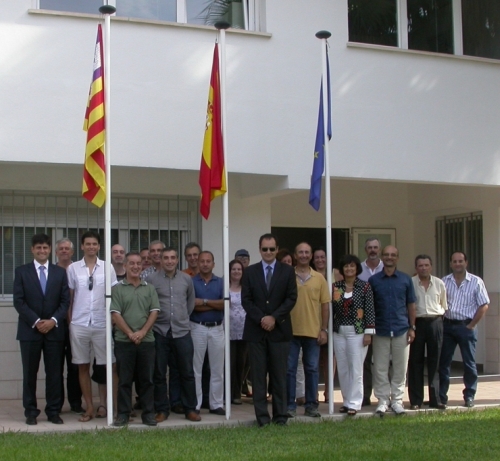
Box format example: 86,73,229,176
339,406,348,413
78,413,93,422
347,409,357,416
96,405,107,418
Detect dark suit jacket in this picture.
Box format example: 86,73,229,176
13,262,70,341
241,260,297,342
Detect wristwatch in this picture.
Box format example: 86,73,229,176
411,325,416,331
321,328,328,334
203,299,208,306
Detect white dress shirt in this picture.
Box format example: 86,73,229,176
67,257,118,329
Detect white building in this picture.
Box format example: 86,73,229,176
1,0,499,398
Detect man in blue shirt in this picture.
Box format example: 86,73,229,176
190,251,225,415
369,245,416,415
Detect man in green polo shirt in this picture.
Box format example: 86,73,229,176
111,252,160,427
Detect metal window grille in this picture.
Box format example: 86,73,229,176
435,212,483,278
0,194,200,298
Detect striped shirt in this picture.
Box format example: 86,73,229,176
442,272,489,320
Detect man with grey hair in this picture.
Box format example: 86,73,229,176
358,237,383,407
55,238,83,415
141,240,165,280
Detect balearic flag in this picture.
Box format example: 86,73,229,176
308,48,332,211
199,43,226,220
82,24,106,208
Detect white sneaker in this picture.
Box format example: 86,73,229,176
391,402,406,415
375,403,388,415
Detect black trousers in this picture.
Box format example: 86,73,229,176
115,341,155,418
363,344,373,401
20,338,64,418
60,322,82,410
154,330,198,415
248,338,289,426
408,316,444,406
230,340,248,400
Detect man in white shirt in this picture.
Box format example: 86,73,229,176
408,255,447,410
67,231,117,422
439,252,489,408
358,237,383,407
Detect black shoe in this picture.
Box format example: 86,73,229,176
209,407,225,415
465,398,474,408
362,398,371,407
142,416,157,427
48,415,64,425
113,415,129,427
70,406,85,415
25,416,37,425
429,403,447,410
171,404,185,414
273,420,287,426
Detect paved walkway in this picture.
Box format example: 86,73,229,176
1,375,498,433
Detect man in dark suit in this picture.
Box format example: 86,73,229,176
241,233,297,426
13,233,70,425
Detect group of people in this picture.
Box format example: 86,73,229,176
13,231,489,427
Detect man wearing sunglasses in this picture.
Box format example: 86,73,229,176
241,233,297,427
67,231,118,422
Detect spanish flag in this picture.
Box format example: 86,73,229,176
199,43,226,220
82,24,106,208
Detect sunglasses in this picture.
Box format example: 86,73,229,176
261,247,276,252
88,275,94,291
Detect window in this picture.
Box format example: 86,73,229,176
0,194,200,298
39,0,260,31
348,0,398,47
435,212,483,278
407,0,453,53
462,0,500,59
348,1,500,60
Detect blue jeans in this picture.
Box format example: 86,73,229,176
439,320,477,403
287,336,320,410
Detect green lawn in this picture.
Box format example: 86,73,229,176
2,409,500,461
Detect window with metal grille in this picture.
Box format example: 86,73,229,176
0,194,200,298
435,212,483,278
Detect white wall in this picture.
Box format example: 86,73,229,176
1,1,500,192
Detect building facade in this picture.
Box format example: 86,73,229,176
0,0,499,398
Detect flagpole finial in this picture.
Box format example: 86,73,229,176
215,21,231,30
99,5,116,15
315,30,331,39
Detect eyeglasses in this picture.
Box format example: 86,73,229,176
261,247,276,252
88,275,94,291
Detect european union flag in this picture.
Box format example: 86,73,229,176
308,50,331,211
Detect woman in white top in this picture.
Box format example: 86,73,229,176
229,259,247,404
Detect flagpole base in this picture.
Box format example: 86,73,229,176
315,30,331,39
99,5,116,15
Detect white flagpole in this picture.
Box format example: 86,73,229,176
100,3,116,427
215,20,231,421
315,30,333,415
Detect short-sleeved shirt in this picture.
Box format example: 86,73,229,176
110,279,160,343
67,258,118,329
291,268,331,338
412,275,447,317
147,269,195,338
191,274,224,323
369,269,416,337
442,271,489,320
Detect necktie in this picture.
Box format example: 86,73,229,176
39,266,47,295
266,265,272,290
